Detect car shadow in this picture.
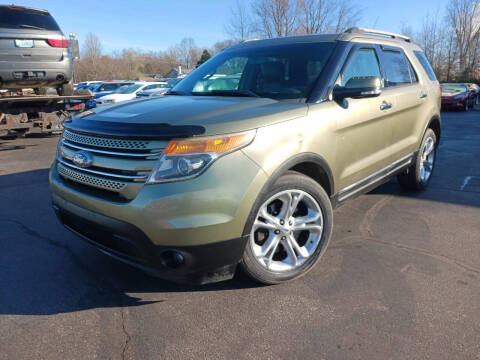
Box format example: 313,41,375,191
0,168,261,316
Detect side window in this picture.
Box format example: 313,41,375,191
103,84,118,91
414,51,437,81
341,48,382,86
381,49,413,86
143,85,155,91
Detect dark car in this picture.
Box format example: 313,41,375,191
0,5,73,95
441,83,476,111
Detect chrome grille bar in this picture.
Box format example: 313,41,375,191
58,158,148,181
62,139,162,158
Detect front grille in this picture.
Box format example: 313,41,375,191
57,129,167,195
63,129,150,150
57,162,127,192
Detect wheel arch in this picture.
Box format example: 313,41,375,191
426,115,441,143
269,153,334,197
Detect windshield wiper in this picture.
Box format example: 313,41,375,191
191,90,261,98
17,24,45,30
166,90,190,96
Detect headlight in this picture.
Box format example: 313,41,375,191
146,130,256,184
454,94,466,99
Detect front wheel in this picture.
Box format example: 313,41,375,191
240,172,333,284
398,128,437,191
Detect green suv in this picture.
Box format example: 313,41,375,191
50,28,441,285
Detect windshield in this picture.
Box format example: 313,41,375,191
442,84,468,93
172,42,335,100
115,84,143,94
0,6,61,30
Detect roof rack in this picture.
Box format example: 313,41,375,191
344,27,412,43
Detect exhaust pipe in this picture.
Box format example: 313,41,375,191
56,74,65,82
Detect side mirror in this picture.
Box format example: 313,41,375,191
332,76,382,100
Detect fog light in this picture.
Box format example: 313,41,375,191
160,250,185,269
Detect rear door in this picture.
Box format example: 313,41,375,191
378,46,425,160
0,6,65,63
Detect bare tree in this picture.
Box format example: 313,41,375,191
252,0,299,38
333,0,362,32
81,33,103,80
225,0,254,40
446,0,480,79
416,9,446,76
173,38,200,69
297,0,334,34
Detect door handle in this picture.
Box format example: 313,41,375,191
380,102,392,110
420,93,428,99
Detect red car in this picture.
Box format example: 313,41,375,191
441,83,476,111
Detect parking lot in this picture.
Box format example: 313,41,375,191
0,110,479,359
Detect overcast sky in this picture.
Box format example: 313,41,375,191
16,0,450,53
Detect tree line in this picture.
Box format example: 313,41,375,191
74,0,479,83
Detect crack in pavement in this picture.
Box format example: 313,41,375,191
358,196,480,275
120,306,131,360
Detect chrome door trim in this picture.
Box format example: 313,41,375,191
337,152,415,202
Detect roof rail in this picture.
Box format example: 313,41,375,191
344,27,412,42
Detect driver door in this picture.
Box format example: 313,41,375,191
334,45,395,192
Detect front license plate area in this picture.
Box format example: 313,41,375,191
15,39,34,48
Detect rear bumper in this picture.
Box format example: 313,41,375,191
0,57,73,88
441,99,466,109
52,193,248,285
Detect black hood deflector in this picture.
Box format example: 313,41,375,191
64,116,206,139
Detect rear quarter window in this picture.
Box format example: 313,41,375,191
414,51,437,81
0,7,60,31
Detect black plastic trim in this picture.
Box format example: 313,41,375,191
64,116,206,140
51,193,248,285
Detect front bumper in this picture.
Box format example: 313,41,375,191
52,194,248,284
49,151,268,284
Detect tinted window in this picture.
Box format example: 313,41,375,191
414,51,437,81
0,7,60,31
382,50,412,86
341,48,382,86
174,42,335,100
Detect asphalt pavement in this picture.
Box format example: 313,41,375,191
0,110,479,360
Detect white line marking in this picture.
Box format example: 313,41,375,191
460,176,474,191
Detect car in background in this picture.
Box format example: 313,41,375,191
96,82,165,104
441,83,476,111
136,78,183,98
75,81,102,90
0,5,73,96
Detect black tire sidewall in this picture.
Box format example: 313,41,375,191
241,171,333,284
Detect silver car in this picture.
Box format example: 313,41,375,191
0,5,73,95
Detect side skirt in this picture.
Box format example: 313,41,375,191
332,152,416,206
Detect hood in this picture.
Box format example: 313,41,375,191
68,95,308,138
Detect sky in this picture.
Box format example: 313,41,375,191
15,0,451,53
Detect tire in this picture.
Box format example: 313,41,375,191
57,80,74,96
240,171,333,285
397,128,437,191
34,87,47,95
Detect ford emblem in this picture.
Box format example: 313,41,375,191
72,151,93,168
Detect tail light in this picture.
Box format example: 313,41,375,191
439,85,442,93
47,37,69,48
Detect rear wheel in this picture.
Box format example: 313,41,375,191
241,172,333,284
398,128,437,191
57,80,74,96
